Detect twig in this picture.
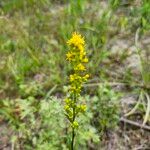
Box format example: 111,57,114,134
120,117,150,131
84,82,150,89
84,82,125,87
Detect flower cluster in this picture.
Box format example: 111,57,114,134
65,32,89,129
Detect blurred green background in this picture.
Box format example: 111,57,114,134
0,0,150,149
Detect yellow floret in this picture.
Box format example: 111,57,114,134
67,32,85,48
79,51,86,60
78,44,84,52
69,74,77,82
72,121,79,128
80,104,87,112
65,98,72,105
69,74,82,82
84,74,90,79
66,52,74,61
75,63,86,71
82,57,88,63
64,105,70,111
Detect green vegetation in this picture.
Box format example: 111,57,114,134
0,0,149,149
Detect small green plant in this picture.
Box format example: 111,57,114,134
0,96,99,149
109,0,120,10
91,84,121,135
64,32,89,150
140,0,150,31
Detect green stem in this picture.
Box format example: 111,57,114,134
71,127,75,150
71,93,76,150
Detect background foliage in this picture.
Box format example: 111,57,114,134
0,0,149,149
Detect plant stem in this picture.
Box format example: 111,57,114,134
71,128,75,150
71,94,76,150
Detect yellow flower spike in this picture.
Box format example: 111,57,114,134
65,32,89,149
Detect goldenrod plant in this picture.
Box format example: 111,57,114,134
64,32,89,150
